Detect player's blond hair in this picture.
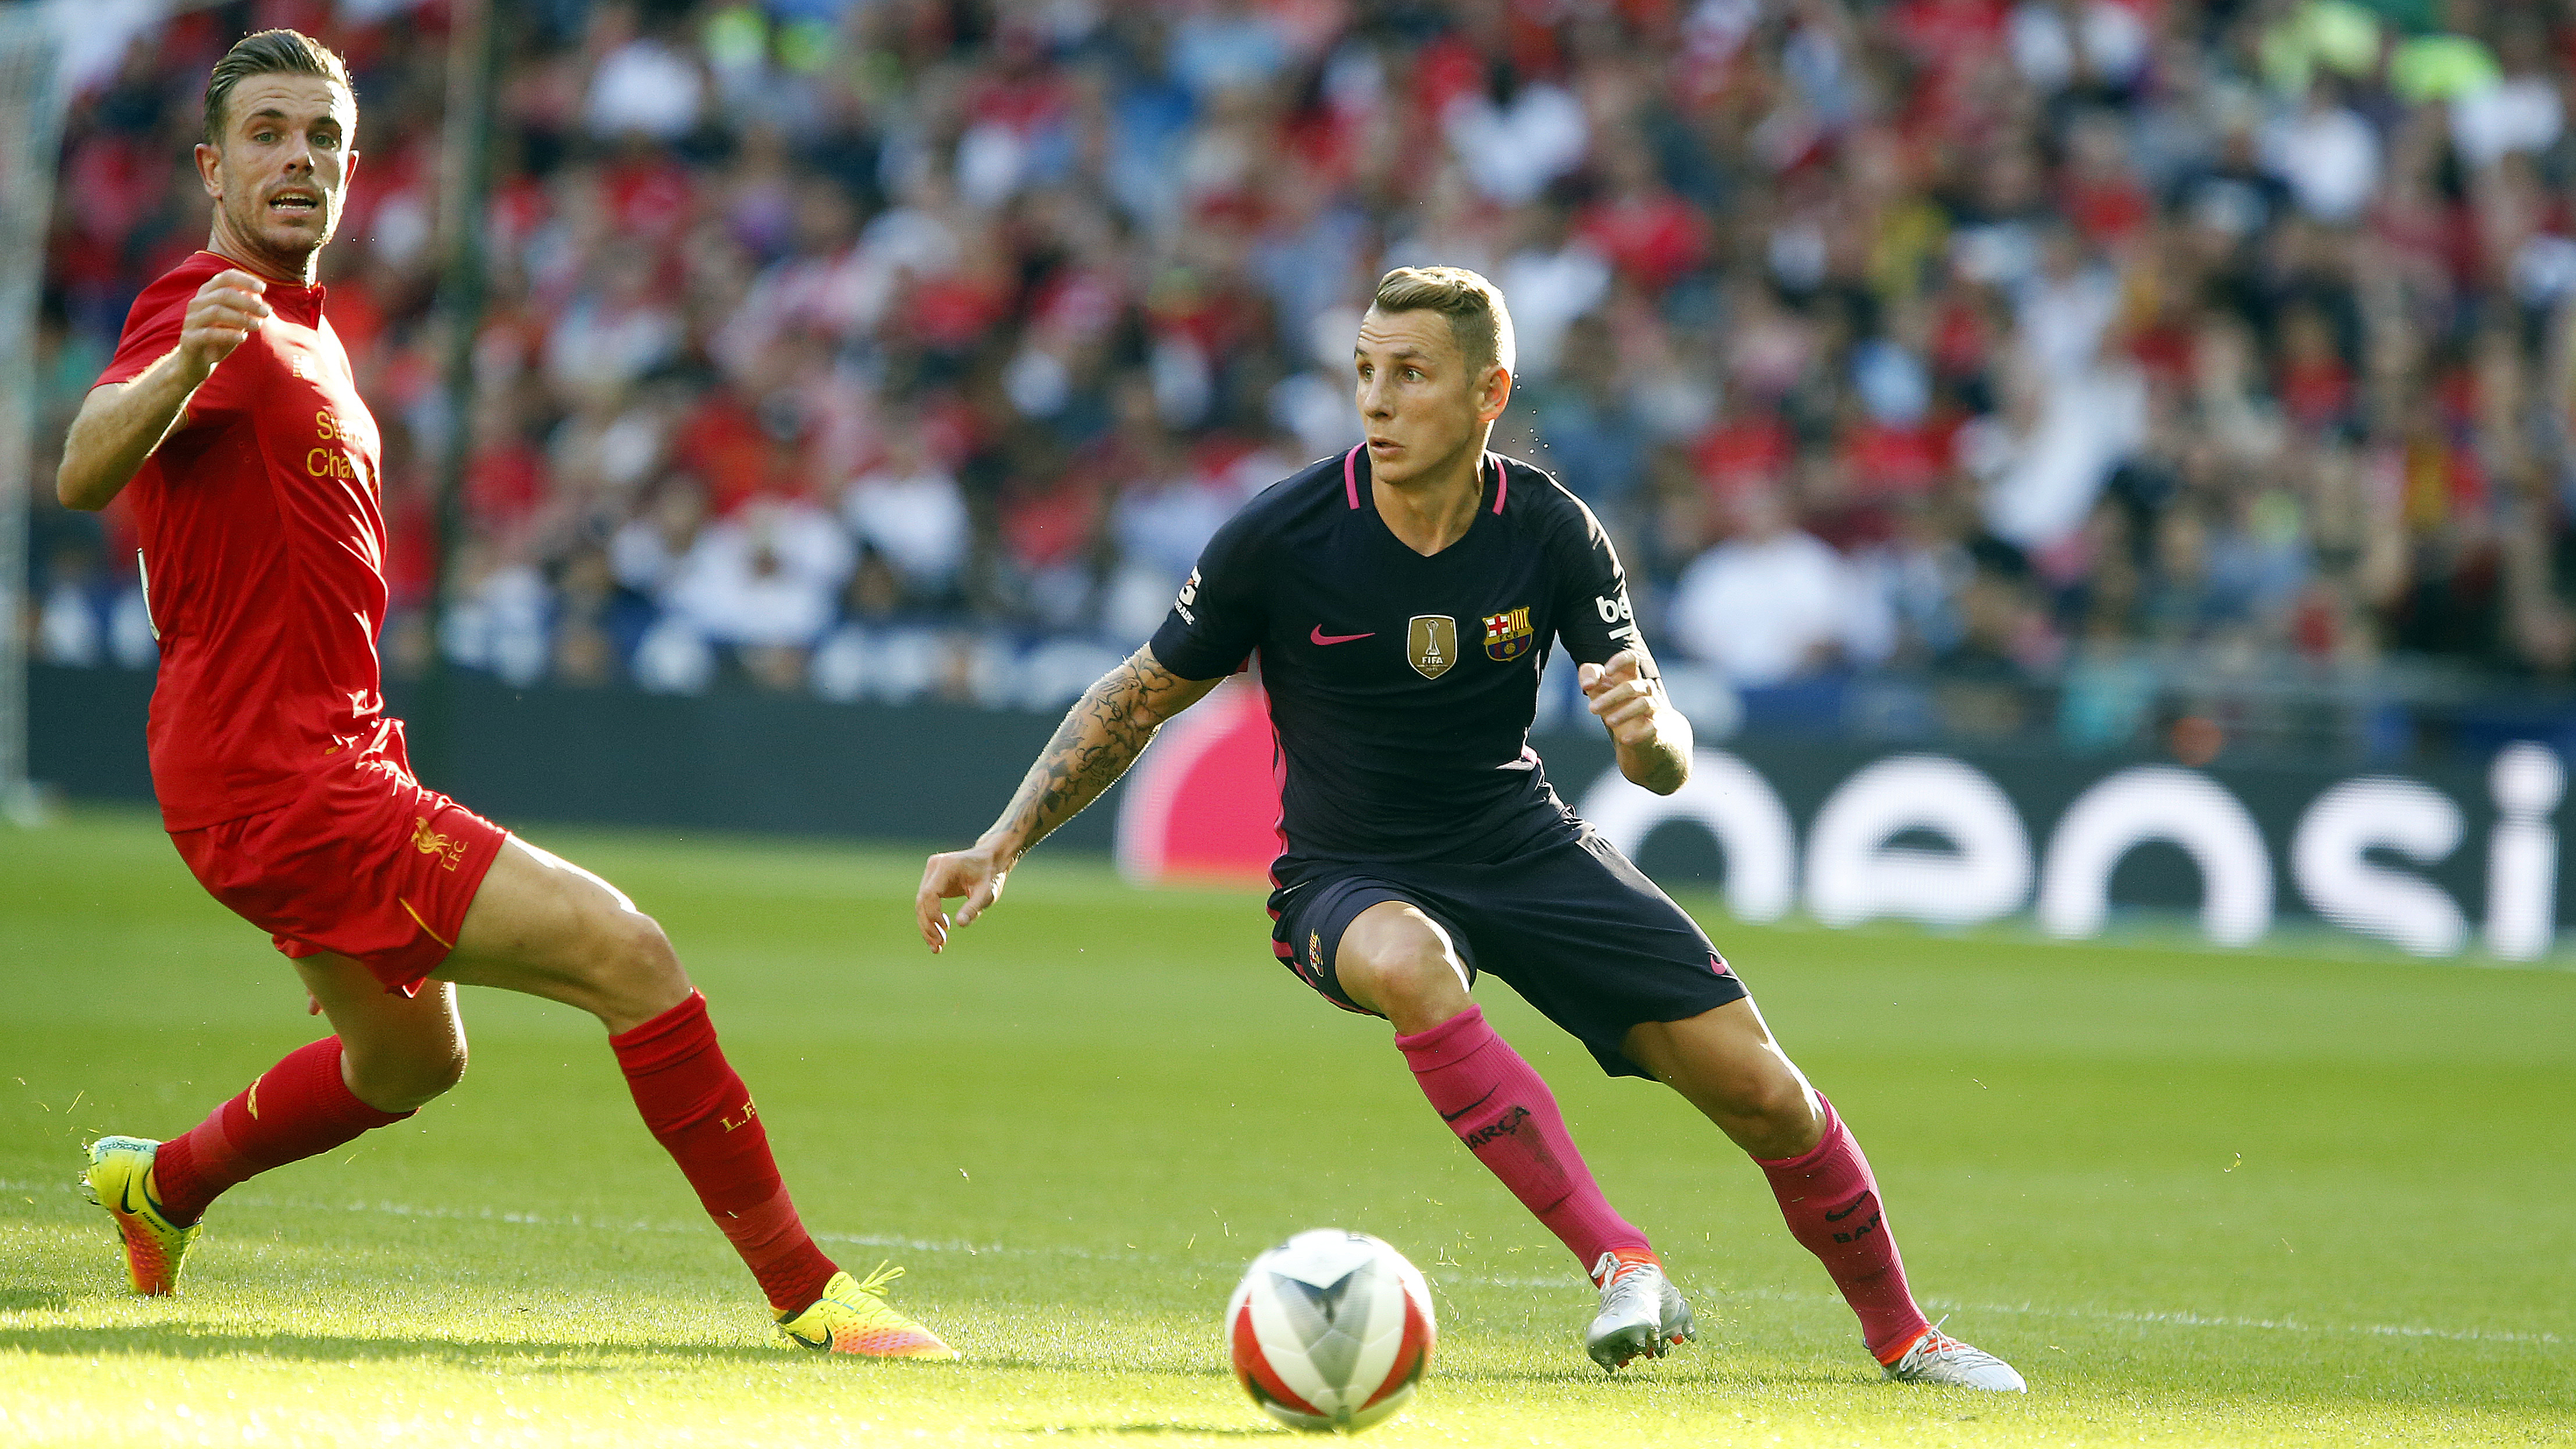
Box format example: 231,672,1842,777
204,29,354,148
1370,266,1517,377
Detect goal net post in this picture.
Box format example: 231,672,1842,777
0,8,65,825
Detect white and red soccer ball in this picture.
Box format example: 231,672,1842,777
1226,1229,1436,1433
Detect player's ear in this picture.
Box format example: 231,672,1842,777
336,89,361,178
1477,362,1513,423
194,142,223,198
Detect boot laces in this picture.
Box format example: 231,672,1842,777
1591,1252,1660,1313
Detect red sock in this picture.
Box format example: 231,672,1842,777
150,1038,412,1225
1755,1093,1932,1359
1395,1005,1653,1273
609,992,837,1313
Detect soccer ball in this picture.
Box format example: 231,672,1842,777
1225,1229,1436,1433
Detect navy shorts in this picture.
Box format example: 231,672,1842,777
1266,829,1748,1078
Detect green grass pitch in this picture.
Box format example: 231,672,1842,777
2,807,2571,1447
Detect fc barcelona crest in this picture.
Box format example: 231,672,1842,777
1483,607,1534,662
1407,615,1458,679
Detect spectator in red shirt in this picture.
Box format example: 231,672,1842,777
1692,387,1795,531
2275,303,2355,433
1577,139,1713,294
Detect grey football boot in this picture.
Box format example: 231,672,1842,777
1584,1250,1696,1370
1883,1318,2027,1391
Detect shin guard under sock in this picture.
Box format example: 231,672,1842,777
1753,1092,1931,1359
610,991,837,1313
1395,1005,1653,1272
150,1037,412,1225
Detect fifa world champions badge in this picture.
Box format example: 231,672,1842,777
1407,616,1457,679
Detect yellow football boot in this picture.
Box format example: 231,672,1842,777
774,1263,958,1359
81,1136,200,1295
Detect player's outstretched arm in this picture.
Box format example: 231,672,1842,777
915,644,1222,951
1578,648,1692,796
57,270,272,511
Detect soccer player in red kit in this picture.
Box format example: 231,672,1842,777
54,29,949,1358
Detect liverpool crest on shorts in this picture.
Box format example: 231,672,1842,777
1407,615,1458,679
1482,606,1534,662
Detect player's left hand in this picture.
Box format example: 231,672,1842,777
916,844,1009,953
1578,649,1664,747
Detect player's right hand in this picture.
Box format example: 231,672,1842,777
179,270,272,379
916,845,1008,953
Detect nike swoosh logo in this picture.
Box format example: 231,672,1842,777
1824,1194,1874,1223
119,1170,164,1228
1438,1087,1499,1123
1311,626,1375,645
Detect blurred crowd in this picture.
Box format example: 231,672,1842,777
29,0,2576,747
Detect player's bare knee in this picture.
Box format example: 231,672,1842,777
577,907,689,1018
613,906,678,970
1696,1068,1817,1158
411,1044,468,1103
558,893,659,973
347,1043,465,1113
1339,943,1464,1023
1736,1069,1813,1133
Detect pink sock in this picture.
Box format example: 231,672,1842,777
1394,1005,1652,1274
150,1038,412,1225
1755,1093,1931,1359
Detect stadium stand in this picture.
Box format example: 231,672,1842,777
26,0,2576,762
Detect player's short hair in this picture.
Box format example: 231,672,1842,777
204,29,354,148
1370,266,1517,377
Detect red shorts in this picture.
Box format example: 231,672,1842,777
170,724,510,995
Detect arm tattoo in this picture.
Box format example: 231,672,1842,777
985,648,1206,857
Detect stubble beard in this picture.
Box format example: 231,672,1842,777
217,186,331,283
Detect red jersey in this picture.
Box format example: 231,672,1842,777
97,251,390,831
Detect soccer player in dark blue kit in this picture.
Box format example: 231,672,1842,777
917,267,2023,1389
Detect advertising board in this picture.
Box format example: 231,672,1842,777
34,665,2568,959
1115,681,2568,960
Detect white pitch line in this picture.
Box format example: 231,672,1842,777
8,1181,2559,1347
1696,1283,2565,1347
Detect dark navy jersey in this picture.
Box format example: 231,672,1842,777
1148,444,1649,873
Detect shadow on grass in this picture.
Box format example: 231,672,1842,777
0,1288,70,1313
1413,1359,1871,1390
0,1325,793,1371
0,1329,1298,1384
0,1320,1984,1402
933,1356,1234,1377
1020,1426,1283,1439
